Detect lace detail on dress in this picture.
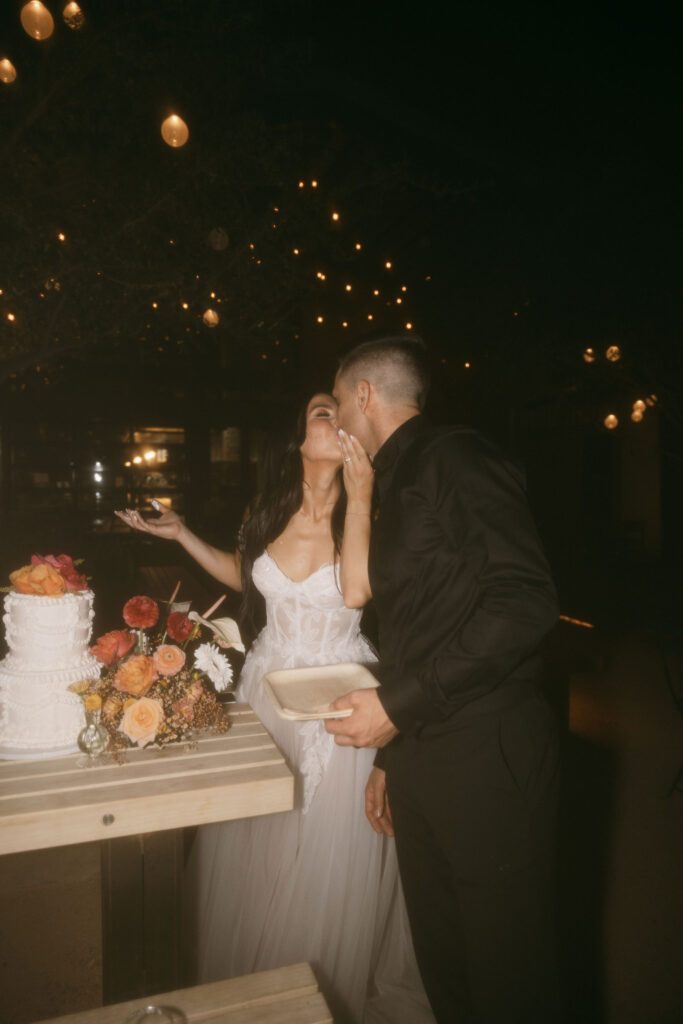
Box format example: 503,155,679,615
242,551,375,813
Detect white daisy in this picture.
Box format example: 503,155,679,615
193,642,234,692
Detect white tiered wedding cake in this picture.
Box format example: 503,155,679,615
0,585,101,759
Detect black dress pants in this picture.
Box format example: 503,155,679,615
385,689,561,1024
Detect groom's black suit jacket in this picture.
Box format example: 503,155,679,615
369,415,558,740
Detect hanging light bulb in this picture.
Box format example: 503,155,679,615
0,59,17,84
606,345,621,362
583,348,596,363
632,399,646,413
21,2,54,39
161,114,189,148
630,409,644,423
62,2,85,29
604,414,618,430
203,309,219,327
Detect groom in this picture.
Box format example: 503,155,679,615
327,335,562,1023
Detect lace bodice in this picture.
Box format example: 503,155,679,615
251,551,365,666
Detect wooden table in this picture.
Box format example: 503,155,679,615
34,963,333,1024
0,706,294,1003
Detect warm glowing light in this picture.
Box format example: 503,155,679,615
632,399,646,413
631,409,644,423
151,302,158,309
311,180,318,188
559,614,594,629
345,284,352,291
144,450,156,462
161,114,189,148
355,243,362,250
385,261,392,269
203,308,219,327
342,322,348,327
583,348,596,363
464,362,470,368
0,59,17,84
124,461,132,468
133,456,143,465
367,314,373,321
316,316,324,323
645,394,658,407
425,275,431,281
21,2,54,40
249,243,255,250
62,2,85,29
210,292,216,299
7,313,16,322
292,248,300,255
604,414,618,430
405,322,413,330
401,285,407,292
606,345,621,362
332,212,340,221
298,180,305,188
181,302,189,310
57,232,66,241
396,298,402,304
373,289,379,296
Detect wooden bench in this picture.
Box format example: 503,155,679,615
33,962,333,1023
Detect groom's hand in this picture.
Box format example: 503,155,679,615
365,767,394,836
325,689,398,748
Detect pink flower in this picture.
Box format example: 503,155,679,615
31,554,88,591
122,596,159,630
119,697,164,746
152,644,186,677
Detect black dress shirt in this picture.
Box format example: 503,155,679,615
369,415,559,737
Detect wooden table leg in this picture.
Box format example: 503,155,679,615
101,830,184,1004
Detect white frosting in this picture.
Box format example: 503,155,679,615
0,590,101,753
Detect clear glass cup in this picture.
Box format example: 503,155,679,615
124,1005,186,1024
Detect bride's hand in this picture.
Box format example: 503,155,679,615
338,429,373,507
115,505,184,542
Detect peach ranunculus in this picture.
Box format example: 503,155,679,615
91,629,136,666
122,596,159,630
119,697,164,746
152,644,186,677
113,654,157,697
10,563,67,597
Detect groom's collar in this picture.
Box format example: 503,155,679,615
372,414,429,491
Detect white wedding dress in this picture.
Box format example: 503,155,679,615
188,551,434,1024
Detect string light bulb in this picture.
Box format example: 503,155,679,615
62,2,85,29
316,316,324,323
345,284,352,291
21,2,54,40
606,345,621,362
203,309,219,327
604,414,618,430
161,114,189,148
405,322,413,329
632,399,646,413
355,243,362,251
0,59,17,84
583,348,596,363
331,212,340,221
385,261,392,269
631,409,644,423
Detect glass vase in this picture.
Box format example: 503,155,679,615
77,708,109,766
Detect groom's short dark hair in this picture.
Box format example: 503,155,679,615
338,334,430,411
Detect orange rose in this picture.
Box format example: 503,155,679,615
152,644,186,677
119,697,164,746
113,654,157,696
10,563,67,597
91,629,136,666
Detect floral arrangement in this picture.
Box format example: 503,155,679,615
69,589,244,753
8,554,88,596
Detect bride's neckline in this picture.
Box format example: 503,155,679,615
264,548,333,584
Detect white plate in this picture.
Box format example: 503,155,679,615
263,662,379,721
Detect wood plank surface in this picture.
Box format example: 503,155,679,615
34,963,332,1024
0,705,294,855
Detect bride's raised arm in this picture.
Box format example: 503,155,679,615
338,430,374,609
115,506,242,592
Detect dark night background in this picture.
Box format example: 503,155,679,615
1,1,681,627
1,6,683,1024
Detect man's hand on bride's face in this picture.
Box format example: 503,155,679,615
114,506,183,541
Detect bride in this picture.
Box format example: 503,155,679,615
116,394,434,1024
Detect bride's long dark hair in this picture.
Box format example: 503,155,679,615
238,398,346,647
